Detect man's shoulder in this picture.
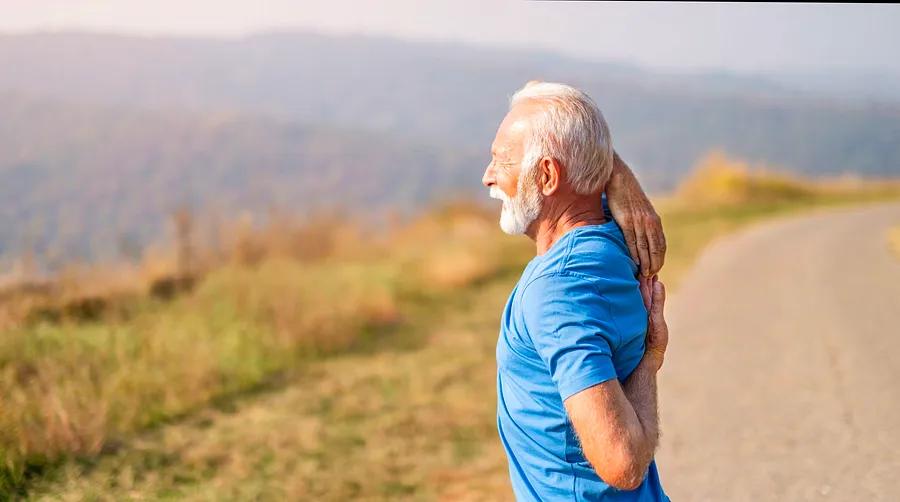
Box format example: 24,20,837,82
518,223,638,302
559,223,637,281
519,270,593,299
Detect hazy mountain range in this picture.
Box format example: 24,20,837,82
1,31,899,263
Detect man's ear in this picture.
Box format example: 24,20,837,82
539,157,563,196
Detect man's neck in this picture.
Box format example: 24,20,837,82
528,195,606,255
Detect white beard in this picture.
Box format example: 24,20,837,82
489,178,542,235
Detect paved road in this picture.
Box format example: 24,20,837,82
656,202,900,501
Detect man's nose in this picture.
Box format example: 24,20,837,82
482,163,496,188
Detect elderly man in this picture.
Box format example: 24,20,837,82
483,81,670,501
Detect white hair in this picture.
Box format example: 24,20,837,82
510,81,614,195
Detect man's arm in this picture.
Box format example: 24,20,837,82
605,151,667,277
564,279,668,490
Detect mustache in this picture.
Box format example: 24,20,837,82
489,186,510,201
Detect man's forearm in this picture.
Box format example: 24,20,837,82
607,151,630,193
621,353,662,471
564,351,664,490
622,277,667,470
610,150,630,179
568,280,668,490
604,150,667,277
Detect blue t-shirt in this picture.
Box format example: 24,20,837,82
496,221,668,501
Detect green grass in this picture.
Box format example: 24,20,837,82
4,169,900,499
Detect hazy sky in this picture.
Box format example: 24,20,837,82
2,1,899,75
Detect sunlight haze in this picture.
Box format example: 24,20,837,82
1,1,899,75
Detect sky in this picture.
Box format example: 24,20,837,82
1,1,899,76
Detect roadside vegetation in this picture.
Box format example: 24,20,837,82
2,152,899,499
659,151,900,281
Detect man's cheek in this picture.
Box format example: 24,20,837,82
501,178,518,199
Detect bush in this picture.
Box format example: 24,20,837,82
675,151,816,207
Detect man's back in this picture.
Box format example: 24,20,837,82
496,220,668,501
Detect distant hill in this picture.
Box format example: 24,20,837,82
2,32,899,181
0,93,480,262
766,69,900,105
0,31,899,263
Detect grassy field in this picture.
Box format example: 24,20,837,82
3,156,899,500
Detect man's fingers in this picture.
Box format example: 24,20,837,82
639,275,652,311
648,279,668,352
647,216,667,276
650,279,666,318
634,222,651,277
620,218,640,269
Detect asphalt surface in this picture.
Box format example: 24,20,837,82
656,202,900,501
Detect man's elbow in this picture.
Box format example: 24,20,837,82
604,465,646,491
586,449,649,491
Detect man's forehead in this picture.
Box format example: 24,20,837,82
503,102,542,131
494,102,540,154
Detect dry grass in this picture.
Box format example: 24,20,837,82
25,265,519,501
396,206,507,290
0,259,408,494
222,210,370,266
659,152,900,284
0,205,517,496
0,212,371,334
675,151,900,209
675,151,816,207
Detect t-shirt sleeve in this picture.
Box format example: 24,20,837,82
601,193,613,220
521,273,619,401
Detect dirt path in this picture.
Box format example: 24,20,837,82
656,202,900,501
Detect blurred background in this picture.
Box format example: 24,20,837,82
0,2,898,500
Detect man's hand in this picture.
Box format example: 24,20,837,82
640,276,668,371
606,152,666,277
